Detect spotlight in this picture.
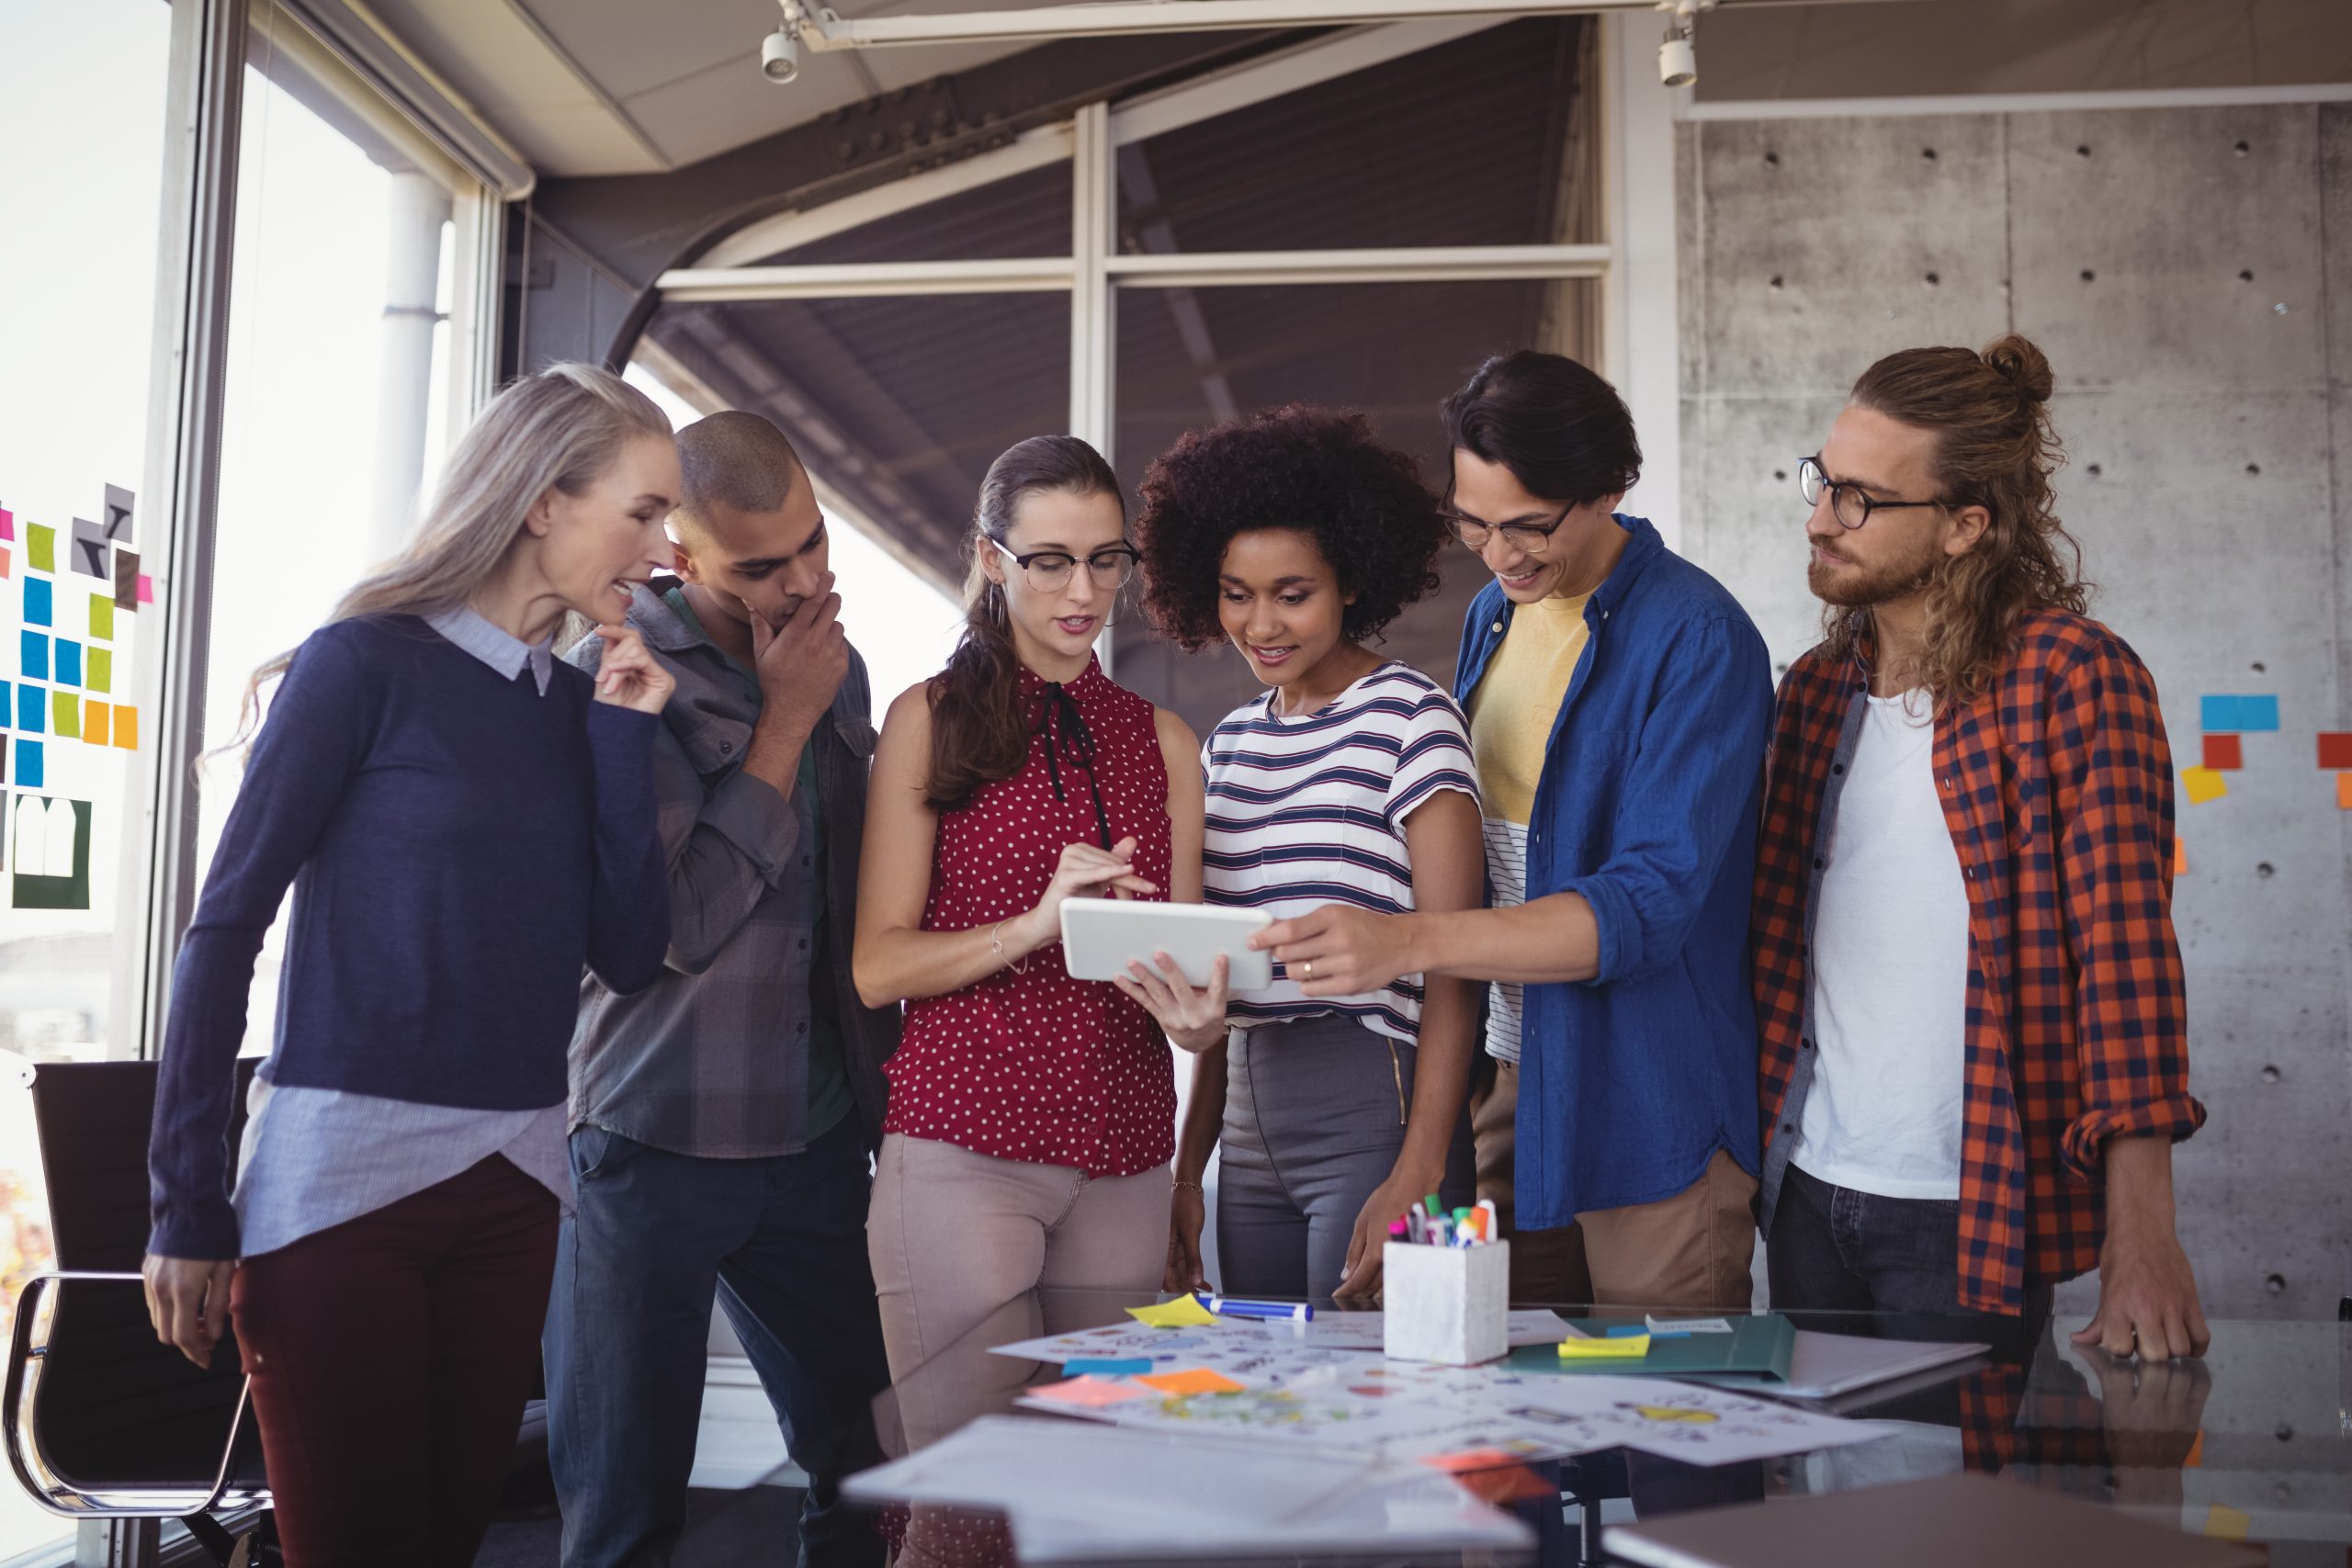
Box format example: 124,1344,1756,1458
761,26,800,84
1658,21,1696,87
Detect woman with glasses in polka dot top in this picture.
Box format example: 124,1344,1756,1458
854,434,1224,1448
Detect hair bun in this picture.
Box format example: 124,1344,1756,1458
1981,333,2053,405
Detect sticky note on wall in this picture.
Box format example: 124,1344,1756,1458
2201,734,2242,771
2180,766,2228,806
2319,733,2352,770
50,692,78,740
83,702,109,748
22,578,51,627
20,633,47,682
2338,773,2352,810
26,524,54,573
2199,695,2279,732
15,739,41,789
87,593,113,643
85,649,109,694
112,705,138,750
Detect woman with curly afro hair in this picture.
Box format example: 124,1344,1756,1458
1127,404,1483,1303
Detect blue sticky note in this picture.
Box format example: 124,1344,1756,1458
16,684,41,734
1606,1324,1651,1337
15,739,40,789
2201,694,2280,733
53,639,80,688
0,680,8,729
19,631,47,681
22,578,51,627
1063,1358,1154,1377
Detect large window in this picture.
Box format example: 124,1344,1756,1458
0,2,175,1553
198,11,482,1058
642,17,1604,739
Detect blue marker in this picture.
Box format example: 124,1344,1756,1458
1207,1296,1314,1323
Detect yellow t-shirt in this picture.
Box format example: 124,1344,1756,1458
1465,592,1590,1064
1468,592,1590,828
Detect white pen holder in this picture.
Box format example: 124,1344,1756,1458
1383,1240,1510,1365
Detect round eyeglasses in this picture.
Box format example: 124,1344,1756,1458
1798,456,1949,531
992,539,1140,592
1441,499,1575,556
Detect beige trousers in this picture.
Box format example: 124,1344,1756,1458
1473,1058,1756,1311
866,1134,1170,1451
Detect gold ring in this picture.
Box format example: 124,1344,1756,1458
1300,961,1314,981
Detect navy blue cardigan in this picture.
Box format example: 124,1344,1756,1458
147,615,669,1258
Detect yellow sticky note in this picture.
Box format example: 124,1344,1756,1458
2180,765,2227,806
88,592,113,642
84,702,110,748
1134,1367,1244,1396
1559,1333,1651,1359
27,523,54,573
51,691,79,739
2201,1503,2250,1540
112,705,139,750
1125,1294,1217,1328
86,649,110,694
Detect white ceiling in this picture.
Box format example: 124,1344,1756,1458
366,0,1094,176
362,0,2352,180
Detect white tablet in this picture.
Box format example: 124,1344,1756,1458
1058,898,1275,990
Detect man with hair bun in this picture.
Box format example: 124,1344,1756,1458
1754,334,2210,1356
547,410,897,1565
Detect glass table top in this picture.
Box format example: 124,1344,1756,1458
846,1291,2352,1566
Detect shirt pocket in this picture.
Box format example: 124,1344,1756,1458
833,714,879,761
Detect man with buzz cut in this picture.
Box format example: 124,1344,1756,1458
546,411,897,1568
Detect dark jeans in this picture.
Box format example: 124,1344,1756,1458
544,1116,889,1568
1768,1163,2051,1348
232,1155,559,1568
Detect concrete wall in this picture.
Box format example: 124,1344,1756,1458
1679,100,2352,1319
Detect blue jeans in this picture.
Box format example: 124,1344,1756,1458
544,1116,888,1568
1767,1163,2051,1343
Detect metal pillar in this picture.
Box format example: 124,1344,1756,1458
1069,100,1117,674
374,169,451,559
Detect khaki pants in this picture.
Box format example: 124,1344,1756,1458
866,1134,1170,1451
1472,1058,1756,1311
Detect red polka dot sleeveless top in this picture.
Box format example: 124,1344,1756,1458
886,656,1177,1177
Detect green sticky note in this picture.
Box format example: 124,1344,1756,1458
88,592,113,642
27,524,55,573
51,690,79,739
86,648,110,694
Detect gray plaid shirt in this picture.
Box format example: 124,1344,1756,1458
565,582,898,1157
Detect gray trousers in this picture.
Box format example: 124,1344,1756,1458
1216,1013,1472,1300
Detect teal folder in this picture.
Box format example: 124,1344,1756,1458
1504,1314,1798,1382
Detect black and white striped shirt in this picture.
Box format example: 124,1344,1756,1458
1201,662,1478,1043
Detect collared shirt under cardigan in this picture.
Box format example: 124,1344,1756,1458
148,607,669,1261
1450,513,1771,1230
1754,608,2206,1314
565,581,899,1158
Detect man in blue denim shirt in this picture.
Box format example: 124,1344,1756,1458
548,412,897,1567
1256,353,1770,1310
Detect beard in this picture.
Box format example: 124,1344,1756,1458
1808,534,1942,608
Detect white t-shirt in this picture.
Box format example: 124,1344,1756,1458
1201,661,1478,1043
1794,689,1970,1200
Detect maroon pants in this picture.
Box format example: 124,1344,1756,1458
231,1155,560,1568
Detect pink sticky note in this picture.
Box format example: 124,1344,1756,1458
1029,1375,1148,1408
136,574,153,604
0,508,13,541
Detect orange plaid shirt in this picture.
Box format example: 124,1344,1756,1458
1754,609,2204,1314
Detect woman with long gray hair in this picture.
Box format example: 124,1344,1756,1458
142,363,680,1567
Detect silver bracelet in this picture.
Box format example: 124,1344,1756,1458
990,918,1029,976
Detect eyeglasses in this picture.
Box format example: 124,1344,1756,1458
1440,496,1576,556
992,538,1140,592
1798,456,1949,531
